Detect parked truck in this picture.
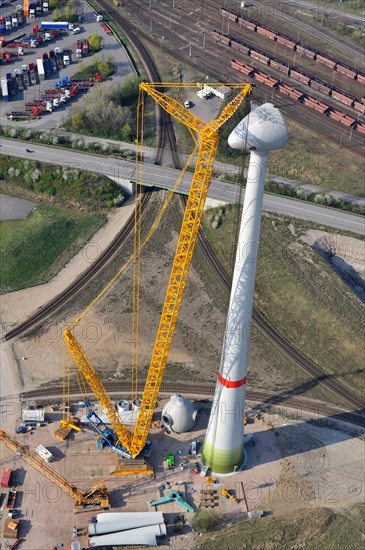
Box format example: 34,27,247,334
6,490,17,508
40,21,72,31
75,39,82,58
82,39,89,56
1,78,9,101
36,58,45,80
11,14,19,28
29,3,36,17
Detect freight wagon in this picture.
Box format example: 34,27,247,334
220,8,239,23
230,39,251,55
250,50,270,65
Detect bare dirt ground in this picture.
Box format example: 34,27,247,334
0,401,363,550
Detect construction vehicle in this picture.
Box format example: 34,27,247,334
221,488,239,503
0,430,109,511
63,82,252,463
166,452,174,469
149,490,195,513
267,422,274,430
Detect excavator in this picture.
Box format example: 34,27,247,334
0,430,109,511
221,488,239,504
64,81,252,462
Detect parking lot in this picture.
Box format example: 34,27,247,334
0,0,134,129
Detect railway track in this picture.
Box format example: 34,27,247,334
19,382,364,428
4,1,364,419
4,191,152,341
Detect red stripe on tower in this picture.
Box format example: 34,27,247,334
218,373,247,388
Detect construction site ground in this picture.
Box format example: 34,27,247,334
0,399,363,549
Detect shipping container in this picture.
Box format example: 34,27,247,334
230,40,250,55
335,64,357,80
250,50,270,65
315,54,336,69
1,468,12,488
35,444,54,462
256,26,277,41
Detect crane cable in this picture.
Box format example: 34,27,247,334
71,147,200,329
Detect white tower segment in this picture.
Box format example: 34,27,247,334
202,104,288,474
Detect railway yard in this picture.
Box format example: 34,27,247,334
0,0,365,549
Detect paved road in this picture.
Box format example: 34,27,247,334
1,138,364,235
0,194,36,220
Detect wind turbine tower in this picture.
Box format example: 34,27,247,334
202,103,288,474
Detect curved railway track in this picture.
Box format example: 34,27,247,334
4,192,152,341
4,1,364,418
19,382,364,428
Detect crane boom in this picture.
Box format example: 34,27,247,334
64,328,133,452
0,430,109,508
130,83,253,457
63,82,252,459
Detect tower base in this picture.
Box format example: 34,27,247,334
202,439,245,475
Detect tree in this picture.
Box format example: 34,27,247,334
70,113,83,131
89,34,102,52
121,122,131,140
97,61,114,79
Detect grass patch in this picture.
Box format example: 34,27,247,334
0,204,104,292
202,205,365,400
196,505,365,550
0,155,127,211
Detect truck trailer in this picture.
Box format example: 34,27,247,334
36,58,45,80
40,21,72,30
1,78,9,101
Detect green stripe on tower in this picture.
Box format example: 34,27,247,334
202,440,245,474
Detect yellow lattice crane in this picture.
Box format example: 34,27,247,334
65,82,252,458
0,430,109,510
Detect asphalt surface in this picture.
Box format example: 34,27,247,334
0,193,36,220
0,3,134,125
1,138,364,235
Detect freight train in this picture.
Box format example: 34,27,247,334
212,31,365,114
220,8,365,86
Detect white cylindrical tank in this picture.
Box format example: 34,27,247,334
161,394,197,433
202,104,288,474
